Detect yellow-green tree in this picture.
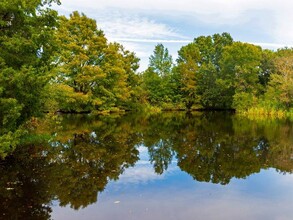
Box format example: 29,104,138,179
220,42,263,110
264,53,293,109
52,11,139,112
175,43,200,109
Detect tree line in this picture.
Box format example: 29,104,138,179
0,0,293,155
143,35,293,113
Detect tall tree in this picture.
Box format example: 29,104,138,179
220,42,262,110
174,33,233,109
143,44,175,105
194,33,233,109
175,43,200,109
0,0,60,157
264,54,293,109
52,11,139,111
148,43,173,77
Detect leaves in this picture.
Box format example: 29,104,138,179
52,12,139,111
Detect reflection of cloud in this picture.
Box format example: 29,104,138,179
52,169,293,220
274,169,293,185
118,164,164,184
115,145,178,184
118,163,178,185
137,145,150,161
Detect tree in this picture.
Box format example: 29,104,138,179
220,42,262,110
142,44,175,105
52,12,139,111
149,43,173,77
194,33,233,109
0,0,60,68
174,33,233,110
175,43,200,109
259,49,276,88
264,54,293,109
0,0,60,157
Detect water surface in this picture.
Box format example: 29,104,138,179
1,112,293,220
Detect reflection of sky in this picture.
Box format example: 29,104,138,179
109,146,178,185
52,147,293,220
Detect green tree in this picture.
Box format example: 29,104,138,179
259,49,276,88
264,55,293,109
142,44,175,105
149,43,173,77
220,42,262,110
174,33,233,109
0,0,60,157
0,0,60,68
52,12,139,112
175,43,200,109
195,33,233,109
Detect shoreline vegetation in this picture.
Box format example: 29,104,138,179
0,0,292,157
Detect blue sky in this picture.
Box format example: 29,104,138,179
55,0,293,70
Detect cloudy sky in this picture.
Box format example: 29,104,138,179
56,0,293,70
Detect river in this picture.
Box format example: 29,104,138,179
1,112,293,219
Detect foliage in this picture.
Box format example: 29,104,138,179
264,54,293,109
148,43,173,77
0,0,59,156
142,44,176,105
52,11,140,112
174,42,200,109
220,42,263,110
173,33,234,109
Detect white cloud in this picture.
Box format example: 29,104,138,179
108,39,186,71
98,14,184,40
117,165,164,184
249,42,293,50
110,38,192,43
112,145,178,184
55,0,293,71
117,163,178,185
58,0,293,44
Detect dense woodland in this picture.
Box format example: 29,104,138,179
0,0,293,156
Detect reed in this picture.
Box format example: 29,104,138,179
239,107,291,120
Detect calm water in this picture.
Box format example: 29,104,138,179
1,112,293,220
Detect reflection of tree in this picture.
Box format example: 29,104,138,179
49,131,139,209
172,114,270,184
0,114,141,218
142,112,293,184
0,144,53,220
175,134,270,184
0,112,292,218
142,113,182,174
148,139,175,174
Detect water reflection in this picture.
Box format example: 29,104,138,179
0,112,292,219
